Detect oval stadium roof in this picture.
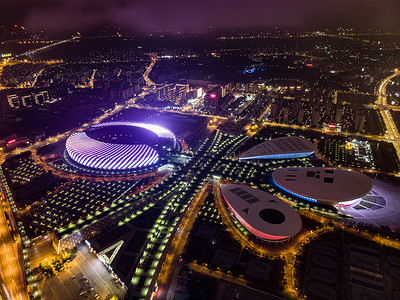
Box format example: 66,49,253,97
65,122,177,171
239,136,315,160
271,167,373,205
220,184,302,241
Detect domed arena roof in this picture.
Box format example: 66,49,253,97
220,184,302,241
271,167,373,205
239,136,315,160
65,122,177,171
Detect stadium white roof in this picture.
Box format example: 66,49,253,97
239,136,315,160
272,167,373,205
66,132,159,170
220,184,302,241
65,122,178,170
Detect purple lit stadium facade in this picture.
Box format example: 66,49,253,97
65,122,177,171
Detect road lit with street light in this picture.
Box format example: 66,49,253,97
0,175,28,300
375,70,400,160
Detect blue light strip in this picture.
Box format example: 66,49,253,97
270,177,318,203
240,151,314,160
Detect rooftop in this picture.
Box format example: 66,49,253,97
220,184,302,240
239,136,315,160
271,167,373,205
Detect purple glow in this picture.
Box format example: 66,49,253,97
65,122,176,170
92,122,177,148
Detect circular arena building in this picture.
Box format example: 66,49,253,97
239,136,315,160
65,122,177,172
220,184,302,243
271,167,373,206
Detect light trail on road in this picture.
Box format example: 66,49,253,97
0,175,28,300
375,70,400,164
153,185,209,300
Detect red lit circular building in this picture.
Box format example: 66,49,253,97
220,184,302,243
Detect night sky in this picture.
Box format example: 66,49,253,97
1,0,400,32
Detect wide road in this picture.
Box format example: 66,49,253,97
143,56,156,86
16,37,78,58
376,70,400,160
129,102,392,143
155,183,210,299
0,177,28,300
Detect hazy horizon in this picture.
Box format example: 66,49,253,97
1,0,400,34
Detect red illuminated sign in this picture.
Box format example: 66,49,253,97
7,139,16,144
210,94,216,98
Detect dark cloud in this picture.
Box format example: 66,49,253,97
1,0,400,32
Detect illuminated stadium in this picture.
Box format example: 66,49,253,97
271,167,373,206
239,136,315,160
65,122,178,173
220,184,302,243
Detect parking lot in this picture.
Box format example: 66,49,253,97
29,240,126,299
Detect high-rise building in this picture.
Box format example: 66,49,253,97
332,90,338,105
175,84,189,105
277,93,284,108
33,91,49,105
203,89,221,114
244,83,251,93
196,87,203,98
311,106,320,127
298,108,304,124
250,83,258,93
156,84,175,102
7,94,20,108
221,85,227,98
355,110,366,132
292,98,301,116
283,107,290,123
21,95,33,107
271,102,279,119
6,90,50,109
325,101,332,115
335,107,342,124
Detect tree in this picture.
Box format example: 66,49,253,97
61,251,72,263
39,261,54,277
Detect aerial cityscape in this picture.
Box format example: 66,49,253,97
1,1,400,300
